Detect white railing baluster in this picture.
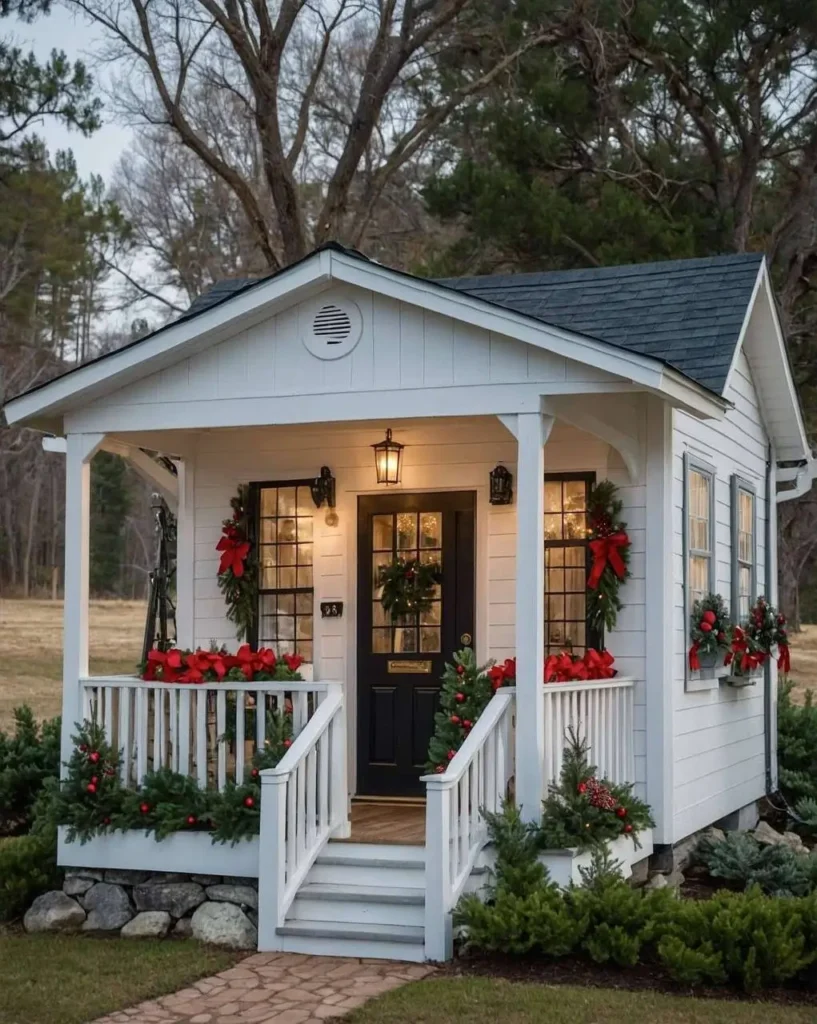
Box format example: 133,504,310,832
118,687,131,786
135,688,147,784
196,690,207,787
152,688,161,771
216,690,227,791
178,689,191,778
103,688,114,745
169,688,179,773
255,691,266,750
235,691,245,784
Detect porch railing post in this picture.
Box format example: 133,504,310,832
514,412,554,820
330,684,351,838
257,772,288,951
424,779,452,962
61,433,104,774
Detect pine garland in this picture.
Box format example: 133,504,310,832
379,557,441,618
216,486,258,641
586,481,631,634
425,647,494,774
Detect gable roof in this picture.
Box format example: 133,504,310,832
181,250,763,396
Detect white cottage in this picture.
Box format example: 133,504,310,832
3,244,812,961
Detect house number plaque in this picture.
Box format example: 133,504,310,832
387,660,432,674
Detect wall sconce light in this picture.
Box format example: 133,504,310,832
489,464,513,505
310,466,336,508
372,428,404,485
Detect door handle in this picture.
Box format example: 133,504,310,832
460,632,472,646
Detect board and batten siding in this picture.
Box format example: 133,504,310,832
188,416,648,797
671,348,771,842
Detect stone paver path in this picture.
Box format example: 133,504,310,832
92,953,435,1024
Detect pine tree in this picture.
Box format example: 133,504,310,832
90,451,131,595
425,647,493,774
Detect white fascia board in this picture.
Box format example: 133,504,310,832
3,254,332,428
328,250,726,419
721,260,765,396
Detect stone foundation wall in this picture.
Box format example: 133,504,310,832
24,870,259,949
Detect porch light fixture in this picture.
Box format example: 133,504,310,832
489,464,513,505
310,466,336,509
372,428,404,485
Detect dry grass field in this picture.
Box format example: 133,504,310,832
0,599,146,728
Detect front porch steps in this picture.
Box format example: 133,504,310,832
274,841,427,962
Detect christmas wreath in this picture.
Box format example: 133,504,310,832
379,557,440,619
586,481,631,634
688,593,732,671
216,486,257,641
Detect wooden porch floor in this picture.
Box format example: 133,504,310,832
342,799,426,845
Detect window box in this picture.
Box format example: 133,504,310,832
725,669,761,688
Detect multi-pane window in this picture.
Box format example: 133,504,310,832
732,477,755,623
687,465,713,607
544,475,594,654
257,483,314,663
371,510,442,655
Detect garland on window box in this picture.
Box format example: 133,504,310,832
379,557,441,619
586,481,631,634
746,597,791,674
142,644,303,683
688,594,732,671
216,486,257,641
56,712,293,846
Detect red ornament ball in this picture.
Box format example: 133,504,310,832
139,802,150,815
243,796,255,808
455,692,465,703
251,767,260,778
79,744,88,753
624,824,633,833
435,765,445,774
86,782,97,794
88,751,100,764
577,783,587,794
456,665,465,675
699,621,713,633
702,610,717,625
90,776,99,785
717,632,725,642
450,715,461,725
283,739,292,748
463,720,473,730
186,815,197,826
103,817,111,826
616,806,627,818
447,749,456,760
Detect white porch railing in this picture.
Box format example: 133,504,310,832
422,687,515,962
257,683,347,948
543,677,635,791
80,675,333,791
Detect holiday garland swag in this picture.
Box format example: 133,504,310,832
586,480,631,634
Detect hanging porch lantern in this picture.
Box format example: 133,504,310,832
489,464,513,505
372,428,404,485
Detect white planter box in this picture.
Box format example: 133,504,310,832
539,829,654,888
57,826,259,878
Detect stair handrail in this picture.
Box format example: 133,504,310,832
257,681,347,950
421,686,515,961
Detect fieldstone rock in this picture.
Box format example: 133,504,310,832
82,882,133,932
783,831,808,854
121,911,172,939
646,869,684,892
173,916,194,938
191,901,257,950
700,826,726,846
144,873,186,884
104,869,150,886
133,881,205,919
65,867,104,882
646,872,669,891
753,820,802,850
191,875,222,887
629,857,650,887
222,876,258,888
63,876,95,897
205,883,258,911
24,891,86,933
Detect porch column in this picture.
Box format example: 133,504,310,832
61,432,104,772
514,411,554,820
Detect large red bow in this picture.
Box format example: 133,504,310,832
588,532,630,589
216,526,250,577
779,644,791,674
544,648,616,683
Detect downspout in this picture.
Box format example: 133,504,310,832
764,444,773,794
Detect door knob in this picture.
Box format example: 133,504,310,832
460,632,472,646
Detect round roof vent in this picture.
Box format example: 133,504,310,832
302,298,363,360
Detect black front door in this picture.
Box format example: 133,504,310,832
357,492,476,797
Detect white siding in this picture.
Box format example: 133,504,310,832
187,415,647,796
671,349,770,841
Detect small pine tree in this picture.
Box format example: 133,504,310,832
56,720,125,843
426,647,493,774
540,729,654,850
697,830,811,897
0,706,61,836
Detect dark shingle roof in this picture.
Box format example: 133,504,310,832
184,250,764,396
436,252,764,395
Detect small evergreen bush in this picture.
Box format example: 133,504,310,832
777,681,817,810
0,706,61,836
697,830,817,896
0,833,59,921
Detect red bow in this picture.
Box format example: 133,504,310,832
588,532,630,589
779,644,791,674
544,648,615,683
688,642,700,672
283,653,303,673
216,525,250,577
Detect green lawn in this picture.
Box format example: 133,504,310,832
0,934,239,1024
346,977,817,1024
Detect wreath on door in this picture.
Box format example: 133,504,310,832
379,558,441,618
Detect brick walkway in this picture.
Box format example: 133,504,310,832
91,953,436,1024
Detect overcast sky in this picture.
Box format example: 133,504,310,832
17,4,132,183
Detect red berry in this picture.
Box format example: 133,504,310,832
103,817,111,826
86,782,97,794
616,806,627,818
577,783,587,794
463,720,472,729
186,815,197,826
455,693,465,703
89,751,100,764
702,610,716,625
243,796,255,808
90,776,98,785
251,768,260,778
450,715,460,725
139,802,150,815
79,744,88,753
624,824,633,833
456,665,465,675
435,765,445,774
699,621,713,633
447,749,456,760
283,739,292,748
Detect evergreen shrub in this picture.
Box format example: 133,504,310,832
0,706,61,836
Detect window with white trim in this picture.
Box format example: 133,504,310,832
731,476,756,623
686,457,714,607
